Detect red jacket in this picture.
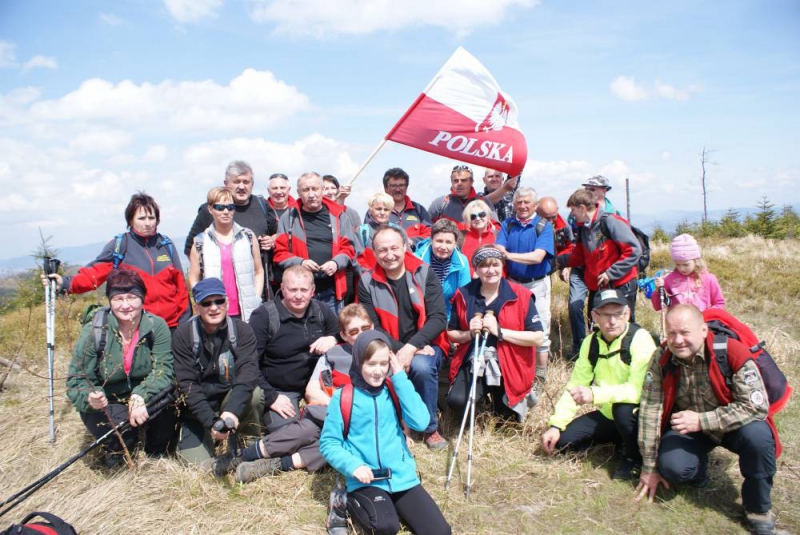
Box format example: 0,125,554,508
449,278,536,407
659,333,783,458
390,196,432,245
65,231,189,327
273,198,355,301
568,207,640,291
359,252,449,356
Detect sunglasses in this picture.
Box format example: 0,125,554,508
269,173,289,180
346,324,373,337
470,211,488,221
212,203,236,212
199,298,227,308
452,165,472,172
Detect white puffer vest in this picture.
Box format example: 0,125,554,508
195,222,261,321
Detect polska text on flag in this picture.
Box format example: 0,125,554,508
386,47,528,177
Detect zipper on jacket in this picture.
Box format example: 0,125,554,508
371,395,392,492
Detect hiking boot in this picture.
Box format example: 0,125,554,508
745,511,786,535
103,452,125,469
235,457,281,484
424,431,448,451
206,453,240,477
326,486,348,535
611,457,642,481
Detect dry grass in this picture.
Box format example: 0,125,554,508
0,236,798,534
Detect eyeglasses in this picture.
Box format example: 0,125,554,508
386,183,407,190
269,173,288,180
595,310,626,320
212,203,236,212
470,211,488,221
346,324,373,337
452,165,472,172
199,298,227,308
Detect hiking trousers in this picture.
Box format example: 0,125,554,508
348,484,451,535
657,421,775,514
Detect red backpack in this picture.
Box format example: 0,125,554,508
703,309,792,415
339,380,402,440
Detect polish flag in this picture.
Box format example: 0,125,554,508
386,47,528,176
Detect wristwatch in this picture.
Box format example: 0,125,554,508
496,327,504,342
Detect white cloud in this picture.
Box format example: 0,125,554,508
165,0,224,24
25,69,310,132
610,76,648,102
654,80,688,101
99,12,124,26
22,56,58,72
142,144,169,162
69,130,132,154
611,76,702,102
247,0,538,37
0,41,18,68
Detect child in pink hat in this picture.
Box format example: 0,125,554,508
651,233,725,311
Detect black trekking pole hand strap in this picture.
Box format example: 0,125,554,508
0,385,177,518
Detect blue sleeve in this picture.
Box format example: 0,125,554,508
525,295,543,332
391,371,431,432
319,390,366,479
495,220,510,247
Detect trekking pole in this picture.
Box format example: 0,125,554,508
658,286,667,343
445,312,483,491
0,386,175,518
42,257,61,444
465,311,493,498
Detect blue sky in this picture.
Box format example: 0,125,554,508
1,0,798,257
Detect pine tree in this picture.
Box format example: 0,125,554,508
778,205,800,239
749,197,779,238
718,208,744,238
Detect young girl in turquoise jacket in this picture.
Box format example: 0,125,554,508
319,330,451,535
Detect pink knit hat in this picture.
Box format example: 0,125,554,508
670,234,701,262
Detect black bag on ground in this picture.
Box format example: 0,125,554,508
1,511,78,535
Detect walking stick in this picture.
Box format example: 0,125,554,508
0,386,176,518
42,257,60,444
445,311,494,498
658,286,667,343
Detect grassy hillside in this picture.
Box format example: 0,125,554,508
0,236,797,534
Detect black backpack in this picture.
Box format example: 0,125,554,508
597,213,651,276
1,512,78,535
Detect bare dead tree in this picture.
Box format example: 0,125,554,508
700,147,717,224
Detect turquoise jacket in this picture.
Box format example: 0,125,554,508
320,371,429,493
414,238,472,321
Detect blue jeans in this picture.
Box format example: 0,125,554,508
407,346,445,433
568,268,588,351
315,287,343,316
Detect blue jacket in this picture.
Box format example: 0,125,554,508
414,238,472,321
320,371,429,493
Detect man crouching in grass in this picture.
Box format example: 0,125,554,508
541,289,656,480
636,305,784,535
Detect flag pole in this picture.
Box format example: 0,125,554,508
347,138,387,187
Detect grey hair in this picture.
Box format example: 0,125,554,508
513,186,537,202
297,172,322,188
224,160,253,183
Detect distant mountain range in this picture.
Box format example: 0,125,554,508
1,203,795,274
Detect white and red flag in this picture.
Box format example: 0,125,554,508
386,47,528,176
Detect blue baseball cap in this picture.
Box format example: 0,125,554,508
192,278,227,303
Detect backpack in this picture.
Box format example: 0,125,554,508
259,299,324,343
597,213,651,276
81,305,155,376
587,323,649,369
112,232,175,270
190,315,238,381
339,381,402,440
1,511,78,535
703,309,792,414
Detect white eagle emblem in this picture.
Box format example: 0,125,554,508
475,94,510,133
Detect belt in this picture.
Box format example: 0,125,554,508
511,274,547,284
